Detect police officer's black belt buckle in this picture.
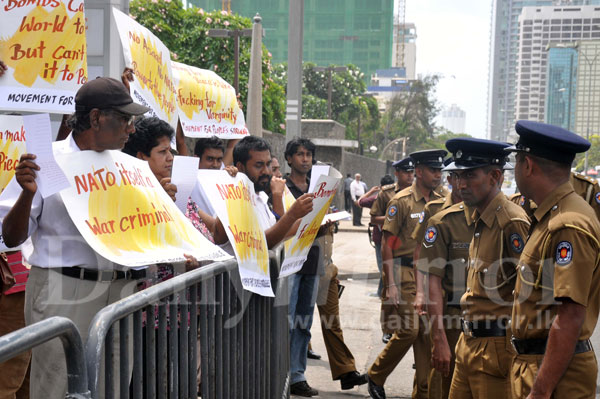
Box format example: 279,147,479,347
461,319,507,338
511,336,592,355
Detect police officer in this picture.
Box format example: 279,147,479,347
370,157,415,343
415,162,474,399
445,138,530,399
506,121,600,398
368,149,446,399
510,171,600,222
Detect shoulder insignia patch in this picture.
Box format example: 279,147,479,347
388,205,398,218
424,226,437,244
555,241,573,266
510,233,524,253
595,192,600,204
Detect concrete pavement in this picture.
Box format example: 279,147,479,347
302,215,415,398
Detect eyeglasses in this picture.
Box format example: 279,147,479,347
104,109,135,127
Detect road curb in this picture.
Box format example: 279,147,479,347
338,272,380,281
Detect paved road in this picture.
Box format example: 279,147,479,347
302,216,600,398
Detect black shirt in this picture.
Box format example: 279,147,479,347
284,174,319,275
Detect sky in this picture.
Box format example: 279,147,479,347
405,0,492,139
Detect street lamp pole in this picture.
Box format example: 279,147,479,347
580,47,600,174
207,28,253,94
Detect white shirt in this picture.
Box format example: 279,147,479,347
350,179,366,200
256,191,276,230
0,134,124,270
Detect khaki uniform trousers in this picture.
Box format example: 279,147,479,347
0,291,30,399
448,333,512,399
511,350,597,398
25,267,137,399
369,265,421,387
316,263,357,380
428,307,462,399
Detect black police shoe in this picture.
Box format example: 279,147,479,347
367,376,386,399
307,349,321,359
340,371,368,390
290,381,318,397
382,333,392,344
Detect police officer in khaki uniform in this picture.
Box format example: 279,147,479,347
371,157,415,343
506,121,600,398
510,171,600,222
368,149,447,399
314,225,368,391
415,164,474,399
445,138,530,399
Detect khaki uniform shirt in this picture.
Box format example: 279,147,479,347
417,202,475,303
509,172,600,222
411,195,452,242
512,182,600,340
570,172,600,222
370,183,402,218
461,192,530,321
383,182,444,258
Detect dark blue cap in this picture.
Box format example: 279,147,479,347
392,157,415,171
505,120,590,164
409,149,447,169
444,138,511,170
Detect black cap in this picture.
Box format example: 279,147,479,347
392,157,415,171
75,77,150,115
505,120,590,164
444,138,511,171
409,149,447,169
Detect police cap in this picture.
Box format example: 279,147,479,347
505,120,590,164
444,138,510,171
409,149,447,169
392,157,415,171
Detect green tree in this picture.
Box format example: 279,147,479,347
574,134,600,172
129,0,286,133
378,75,441,157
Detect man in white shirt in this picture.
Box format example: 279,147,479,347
350,173,366,226
0,77,150,398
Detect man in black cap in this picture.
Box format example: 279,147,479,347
367,149,446,399
506,121,600,398
443,138,529,399
0,77,150,398
369,157,415,344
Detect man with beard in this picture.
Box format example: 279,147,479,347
232,136,313,247
506,121,600,398
445,138,530,399
367,149,446,399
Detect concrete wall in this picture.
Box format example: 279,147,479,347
342,152,388,190
301,120,346,140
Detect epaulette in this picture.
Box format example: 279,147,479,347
391,186,413,200
496,200,530,230
572,172,597,185
381,183,396,191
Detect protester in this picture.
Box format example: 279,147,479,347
271,156,283,178
0,77,150,398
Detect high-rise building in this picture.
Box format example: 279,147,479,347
574,40,600,140
545,43,578,131
190,0,394,81
392,23,417,80
515,5,600,141
439,104,467,134
486,0,600,141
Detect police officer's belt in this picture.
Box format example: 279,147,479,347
393,257,413,268
511,336,592,355
58,266,147,282
461,319,507,338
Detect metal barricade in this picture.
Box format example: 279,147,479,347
0,316,91,399
85,252,290,399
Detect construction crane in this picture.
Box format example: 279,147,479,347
221,0,231,13
396,0,406,68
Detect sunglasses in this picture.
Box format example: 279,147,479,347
104,109,135,127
